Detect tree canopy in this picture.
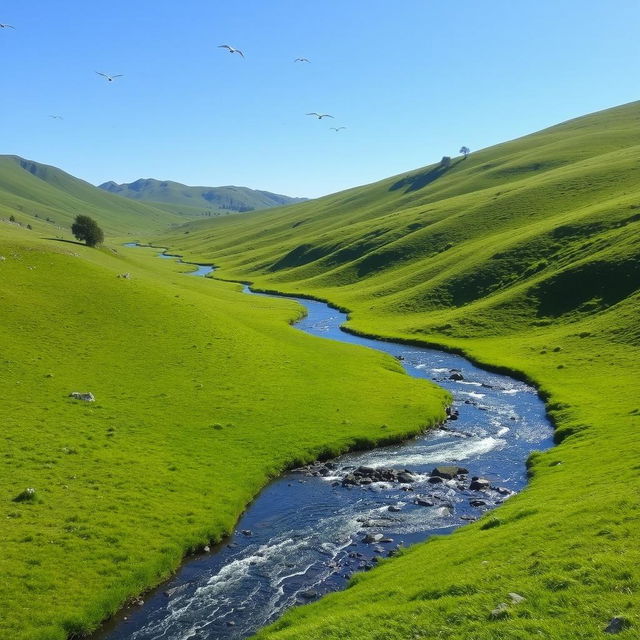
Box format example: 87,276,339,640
71,215,104,247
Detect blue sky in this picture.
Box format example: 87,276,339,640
1,1,638,197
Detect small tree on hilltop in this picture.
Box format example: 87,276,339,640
459,146,470,158
71,215,104,247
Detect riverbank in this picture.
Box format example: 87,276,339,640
153,254,639,639
94,262,551,640
0,230,448,640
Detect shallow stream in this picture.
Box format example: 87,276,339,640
98,247,553,639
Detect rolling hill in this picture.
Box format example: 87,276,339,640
0,222,446,640
156,101,640,639
0,155,188,237
98,177,307,217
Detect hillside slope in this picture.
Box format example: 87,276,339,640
0,222,447,640
0,156,188,236
158,101,640,638
99,177,307,217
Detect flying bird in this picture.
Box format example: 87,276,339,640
306,112,334,119
330,126,347,132
0,23,15,29
294,57,310,63
218,44,244,58
49,115,63,120
96,72,123,82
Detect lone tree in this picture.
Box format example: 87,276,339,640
459,145,471,158
71,215,104,247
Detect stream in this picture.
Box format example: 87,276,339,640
99,246,554,640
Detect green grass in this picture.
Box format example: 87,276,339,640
0,155,190,236
0,224,447,639
156,101,640,638
98,177,307,217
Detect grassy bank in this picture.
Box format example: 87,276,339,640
157,102,640,638
0,223,448,639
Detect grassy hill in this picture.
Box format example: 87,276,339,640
0,222,447,640
0,156,189,237
99,177,307,217
157,101,640,639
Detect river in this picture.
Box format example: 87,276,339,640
96,247,553,640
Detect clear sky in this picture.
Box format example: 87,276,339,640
1,1,638,198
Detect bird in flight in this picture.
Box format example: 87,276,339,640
49,115,63,120
330,126,346,132
307,112,334,119
294,57,310,63
96,72,123,82
218,44,244,58
0,23,15,29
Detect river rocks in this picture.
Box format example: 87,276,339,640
431,465,468,479
341,465,417,486
299,589,319,600
396,471,415,483
388,504,403,512
69,391,95,402
362,533,384,544
469,499,487,507
415,497,434,507
240,529,252,537
470,477,491,491
449,372,464,381
427,476,445,484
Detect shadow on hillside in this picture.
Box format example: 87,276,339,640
389,157,465,194
43,237,86,247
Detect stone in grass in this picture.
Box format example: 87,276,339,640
508,592,526,604
604,617,631,634
489,602,510,619
13,488,38,503
69,391,95,402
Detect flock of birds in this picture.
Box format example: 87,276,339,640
215,45,347,131
2,23,347,133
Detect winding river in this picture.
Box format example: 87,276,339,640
98,247,554,640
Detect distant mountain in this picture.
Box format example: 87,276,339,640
0,156,186,235
98,178,307,217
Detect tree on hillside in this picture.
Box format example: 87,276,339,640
71,215,104,247
459,146,471,158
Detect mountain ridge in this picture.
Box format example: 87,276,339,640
99,177,307,216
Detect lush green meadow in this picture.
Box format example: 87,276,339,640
0,223,447,639
0,155,188,237
157,102,640,638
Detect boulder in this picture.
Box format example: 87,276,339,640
396,471,415,484
427,476,445,484
388,504,402,512
508,592,526,604
470,477,490,491
469,499,487,507
300,589,318,600
415,498,434,507
431,465,468,479
449,372,464,381
69,391,95,402
490,603,509,619
362,533,384,544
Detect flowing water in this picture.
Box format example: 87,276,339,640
99,248,554,640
